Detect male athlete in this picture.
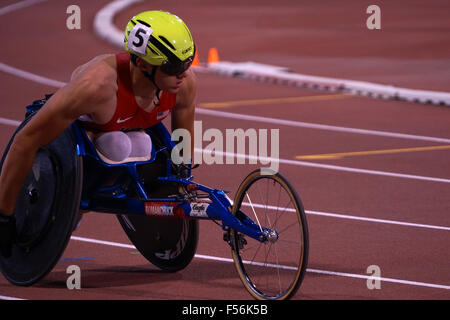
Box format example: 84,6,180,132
0,11,197,257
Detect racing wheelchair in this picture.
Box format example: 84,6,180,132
0,95,309,300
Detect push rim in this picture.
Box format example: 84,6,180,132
0,114,83,286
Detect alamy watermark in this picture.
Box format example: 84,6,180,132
66,265,81,290
366,5,381,30
366,265,381,290
66,5,81,30
171,121,280,174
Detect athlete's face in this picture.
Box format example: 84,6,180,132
155,67,188,93
137,58,188,93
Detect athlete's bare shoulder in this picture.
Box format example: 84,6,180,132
175,69,197,109
183,68,197,91
70,54,117,87
63,54,118,114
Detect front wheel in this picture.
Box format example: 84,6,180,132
230,169,309,300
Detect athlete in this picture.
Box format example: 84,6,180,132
0,10,197,257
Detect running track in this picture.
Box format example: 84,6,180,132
0,0,449,300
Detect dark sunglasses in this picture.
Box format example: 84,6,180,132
160,56,193,76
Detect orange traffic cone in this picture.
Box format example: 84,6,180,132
192,49,200,67
208,47,220,64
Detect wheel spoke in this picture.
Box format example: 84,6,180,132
245,192,263,233
232,170,308,300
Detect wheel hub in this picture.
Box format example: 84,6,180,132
263,229,279,243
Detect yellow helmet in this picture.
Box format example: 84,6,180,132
124,11,195,75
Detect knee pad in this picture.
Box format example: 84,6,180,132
94,131,132,162
126,131,152,158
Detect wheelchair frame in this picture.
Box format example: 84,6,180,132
33,105,275,244
2,97,308,299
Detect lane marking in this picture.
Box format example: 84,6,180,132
94,0,143,46
195,148,450,183
196,108,450,144
296,145,450,160
0,0,46,16
0,61,449,144
305,268,450,290
0,62,66,88
69,235,450,290
0,115,449,184
305,209,450,231
0,117,21,127
238,202,450,231
70,236,134,249
0,295,26,300
0,64,449,183
199,93,352,109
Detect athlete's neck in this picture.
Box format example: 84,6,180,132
129,61,157,101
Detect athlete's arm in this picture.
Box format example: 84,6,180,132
0,61,115,215
171,69,197,162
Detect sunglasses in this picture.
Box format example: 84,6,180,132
160,56,193,76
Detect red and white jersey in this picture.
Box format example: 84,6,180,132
81,52,176,132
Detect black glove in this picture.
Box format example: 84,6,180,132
0,212,16,258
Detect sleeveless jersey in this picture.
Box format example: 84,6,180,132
80,52,176,132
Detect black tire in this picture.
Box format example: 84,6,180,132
0,113,83,286
116,124,199,272
230,169,309,300
117,215,198,272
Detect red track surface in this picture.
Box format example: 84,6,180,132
0,0,449,300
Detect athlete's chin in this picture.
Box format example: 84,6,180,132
159,81,183,93
165,87,181,94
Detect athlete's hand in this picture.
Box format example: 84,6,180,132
0,213,16,258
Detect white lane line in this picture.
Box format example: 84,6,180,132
1,64,450,183
0,295,26,300
93,0,143,46
69,235,450,290
0,114,449,184
196,108,450,144
0,118,21,127
305,268,450,290
239,202,450,231
0,62,66,88
71,236,134,249
276,156,450,184
1,61,449,144
1,61,449,145
1,208,448,301
306,209,450,231
0,0,46,16
195,148,450,184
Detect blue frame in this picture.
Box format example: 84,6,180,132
25,98,272,242
68,120,271,243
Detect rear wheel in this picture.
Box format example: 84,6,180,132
117,215,198,272
230,169,309,300
0,115,83,286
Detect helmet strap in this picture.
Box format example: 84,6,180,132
140,66,161,102
130,55,162,102
140,66,158,89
